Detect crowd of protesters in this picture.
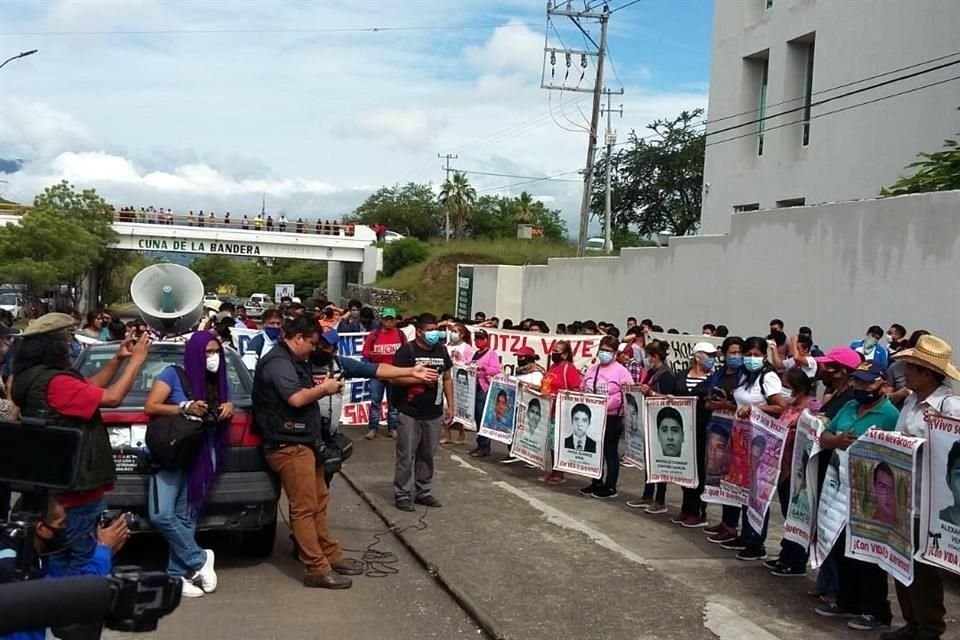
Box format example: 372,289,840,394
112,206,359,236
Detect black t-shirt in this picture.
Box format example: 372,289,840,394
391,341,452,419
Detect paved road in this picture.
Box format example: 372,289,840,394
104,478,479,640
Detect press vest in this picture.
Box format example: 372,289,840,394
253,342,321,446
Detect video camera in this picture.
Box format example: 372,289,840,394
0,415,181,634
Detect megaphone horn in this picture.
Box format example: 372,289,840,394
130,264,205,336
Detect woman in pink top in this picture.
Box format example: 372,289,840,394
578,335,636,499
441,323,475,445
468,329,502,457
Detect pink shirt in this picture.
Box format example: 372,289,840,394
472,348,502,392
581,362,634,416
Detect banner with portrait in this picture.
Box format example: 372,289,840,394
553,390,608,479
744,408,790,533
716,415,753,506
478,376,518,445
702,409,737,506
646,331,724,374
643,396,698,488
511,388,552,470
783,411,826,549
622,385,646,469
919,414,960,578
811,449,850,568
452,364,478,430
466,327,601,372
843,429,923,585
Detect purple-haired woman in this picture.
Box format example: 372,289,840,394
145,331,233,598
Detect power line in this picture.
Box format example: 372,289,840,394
0,23,540,36
476,170,583,194
452,168,581,182
610,0,645,13
705,73,960,148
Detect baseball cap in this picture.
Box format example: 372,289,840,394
320,328,339,346
23,312,76,337
514,346,539,359
815,346,862,370
381,307,398,319
692,341,718,355
852,360,887,382
474,329,489,340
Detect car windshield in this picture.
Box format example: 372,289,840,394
0,293,17,305
75,344,252,407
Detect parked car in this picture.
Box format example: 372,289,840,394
244,301,264,319
383,230,405,243
584,236,607,253
248,293,273,307
0,291,23,320
203,293,221,305
74,341,280,557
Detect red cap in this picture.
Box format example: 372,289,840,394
513,346,538,358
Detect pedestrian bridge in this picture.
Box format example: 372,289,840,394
0,211,381,297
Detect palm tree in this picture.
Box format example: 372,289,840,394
438,171,476,239
513,191,535,224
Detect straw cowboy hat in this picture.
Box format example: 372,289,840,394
892,334,960,380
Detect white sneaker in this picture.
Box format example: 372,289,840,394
195,549,217,593
181,577,205,598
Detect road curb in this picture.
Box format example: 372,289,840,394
339,468,509,640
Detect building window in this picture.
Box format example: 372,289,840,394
734,203,760,212
776,198,806,208
765,0,773,9
802,42,815,146
758,59,769,156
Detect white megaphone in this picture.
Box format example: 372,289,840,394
130,264,205,336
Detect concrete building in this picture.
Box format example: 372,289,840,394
700,0,960,235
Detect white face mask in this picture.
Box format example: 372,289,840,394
447,330,461,344
206,353,220,373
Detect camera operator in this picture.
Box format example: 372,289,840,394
253,317,436,589
1,494,130,640
10,313,150,578
143,332,230,599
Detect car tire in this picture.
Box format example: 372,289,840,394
241,512,278,558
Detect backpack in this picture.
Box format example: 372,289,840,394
145,366,206,471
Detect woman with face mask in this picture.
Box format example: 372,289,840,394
721,337,787,562
145,332,234,599
441,323,474,446
468,329,503,458
578,335,635,499
625,340,676,514
540,340,582,485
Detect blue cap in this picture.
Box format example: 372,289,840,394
852,360,886,381
320,328,339,346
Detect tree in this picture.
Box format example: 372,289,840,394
464,193,569,242
344,182,442,240
881,129,960,196
438,171,477,239
591,108,705,237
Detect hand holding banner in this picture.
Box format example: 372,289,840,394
783,410,826,549
553,390,607,479
478,376,519,445
622,386,646,469
919,414,960,578
511,387,553,470
643,396,698,488
452,364,478,430
744,408,790,533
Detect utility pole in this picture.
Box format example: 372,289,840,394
438,152,458,242
541,2,622,256
601,89,623,253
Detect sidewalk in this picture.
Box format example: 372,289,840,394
343,429,960,640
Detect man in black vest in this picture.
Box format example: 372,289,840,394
11,313,150,578
254,315,436,589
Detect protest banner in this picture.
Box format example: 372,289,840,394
644,396,698,488
553,390,607,479
622,385,646,469
846,429,923,584
744,408,790,533
919,414,960,578
478,376,518,445
646,331,724,374
452,364,478,430
702,409,737,505
467,327,601,372
783,411,826,549
717,415,753,506
511,387,552,469
811,449,849,568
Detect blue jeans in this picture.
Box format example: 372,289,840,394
48,498,105,577
367,378,397,431
474,388,491,453
148,469,206,577
817,547,839,598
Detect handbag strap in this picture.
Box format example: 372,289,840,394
172,365,193,401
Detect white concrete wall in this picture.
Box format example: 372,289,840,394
518,191,960,351
701,0,960,234
471,265,524,323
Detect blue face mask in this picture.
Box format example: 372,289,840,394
264,327,282,341
726,355,743,369
597,351,614,365
743,356,764,372
423,330,443,346
702,357,716,371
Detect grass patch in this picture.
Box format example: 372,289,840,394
374,239,575,315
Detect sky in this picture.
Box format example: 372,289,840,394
0,0,713,235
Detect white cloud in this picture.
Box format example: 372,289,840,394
464,20,545,75
344,108,444,147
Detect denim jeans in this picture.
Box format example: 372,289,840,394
601,416,623,489
48,498,106,577
816,552,839,598
148,469,207,577
474,387,491,453
367,378,398,431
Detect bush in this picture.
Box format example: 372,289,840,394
382,238,429,276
